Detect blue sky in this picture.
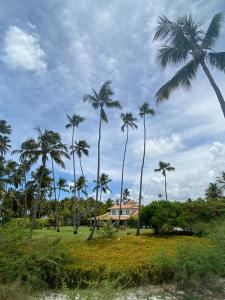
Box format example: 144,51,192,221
1,0,225,202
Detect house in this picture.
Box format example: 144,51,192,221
93,200,139,226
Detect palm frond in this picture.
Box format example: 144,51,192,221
155,59,199,103
202,13,223,49
156,46,189,69
207,52,225,72
101,108,108,123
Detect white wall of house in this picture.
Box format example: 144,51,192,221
111,208,132,216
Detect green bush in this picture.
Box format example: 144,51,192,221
101,221,116,238
0,225,72,288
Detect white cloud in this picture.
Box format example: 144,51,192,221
2,26,47,71
133,133,184,158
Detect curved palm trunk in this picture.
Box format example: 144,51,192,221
136,115,146,236
87,110,102,241
79,157,88,196
71,126,78,234
51,158,59,231
164,173,168,201
201,60,225,118
29,161,46,239
119,127,129,228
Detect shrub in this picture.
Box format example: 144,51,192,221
101,221,116,238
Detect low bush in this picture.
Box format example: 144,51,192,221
101,221,116,238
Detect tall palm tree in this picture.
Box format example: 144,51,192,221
123,188,130,204
83,80,121,240
12,139,37,218
154,13,225,118
136,103,155,236
66,114,85,234
48,131,69,231
154,161,175,201
72,140,90,195
119,113,138,226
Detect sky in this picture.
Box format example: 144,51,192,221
0,0,225,203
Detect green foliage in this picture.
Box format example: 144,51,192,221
141,199,225,234
101,221,116,238
0,225,72,288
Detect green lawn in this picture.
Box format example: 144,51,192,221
33,226,209,272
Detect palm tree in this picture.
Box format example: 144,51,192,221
122,188,130,204
216,171,225,191
66,115,85,234
119,113,138,226
20,127,68,238
83,80,121,240
136,103,155,236
57,178,69,201
93,173,112,202
154,13,225,118
72,140,90,195
48,131,69,231
76,175,88,199
154,161,175,201
0,120,11,157
205,182,223,200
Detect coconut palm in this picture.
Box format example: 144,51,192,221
72,140,90,195
154,13,225,118
93,173,112,202
205,182,223,200
19,127,68,238
0,120,11,157
83,80,121,240
122,188,130,204
57,178,69,201
136,103,155,236
119,113,138,226
66,114,85,234
76,175,88,199
154,161,175,201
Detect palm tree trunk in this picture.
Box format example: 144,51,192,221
29,161,45,239
79,157,88,196
87,110,102,241
51,158,58,231
71,126,78,234
164,173,168,201
23,173,28,220
136,115,146,236
201,60,225,118
119,127,129,228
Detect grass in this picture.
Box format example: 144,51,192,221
33,226,209,272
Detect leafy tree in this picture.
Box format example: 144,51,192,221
154,13,225,118
83,80,121,240
119,113,138,226
136,103,155,236
76,175,88,199
154,161,175,201
66,114,85,234
122,188,130,204
205,182,223,200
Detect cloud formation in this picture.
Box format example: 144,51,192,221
2,26,47,71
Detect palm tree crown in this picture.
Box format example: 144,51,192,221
154,13,225,117
121,113,138,132
66,115,85,129
73,140,90,158
83,80,121,122
139,102,155,118
154,161,175,175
